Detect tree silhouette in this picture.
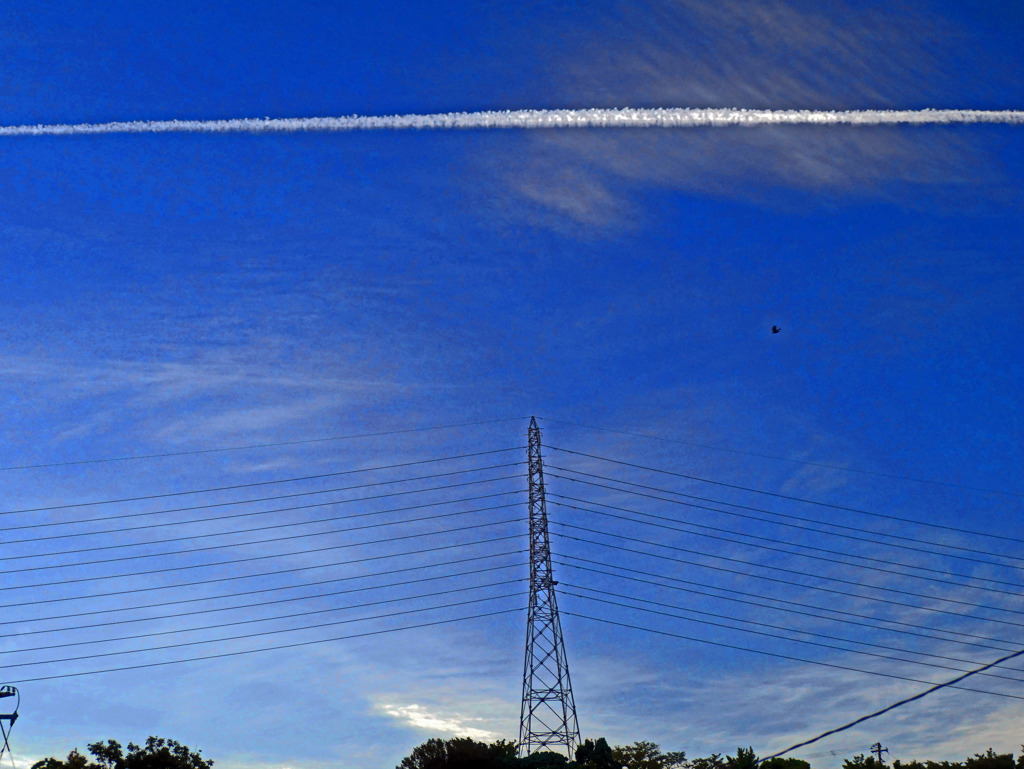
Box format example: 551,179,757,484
32,738,212,769
397,737,518,769
691,754,727,769
966,750,1014,769
727,747,758,769
576,738,618,769
518,752,570,768
762,758,810,769
895,760,970,769
397,735,1024,769
844,755,887,769
612,741,686,769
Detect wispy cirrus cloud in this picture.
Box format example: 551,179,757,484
494,0,1014,227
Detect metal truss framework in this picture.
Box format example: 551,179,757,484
0,685,18,769
519,417,580,757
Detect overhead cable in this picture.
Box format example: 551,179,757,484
1,518,525,592
555,558,1019,654
1,461,523,537
546,468,1024,569
552,532,1024,631
2,504,522,574
6,607,522,685
786,741,876,761
790,745,878,760
563,612,1024,701
537,417,1021,499
550,497,1024,597
553,522,1024,619
547,446,1024,546
0,592,522,672
3,578,527,656
551,489,1024,587
559,585,1024,682
3,486,523,560
0,536,525,609
0,417,527,472
758,646,1024,760
6,558,527,638
1,446,523,517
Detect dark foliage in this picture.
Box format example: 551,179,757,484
398,738,1024,769
32,738,212,769
727,747,759,769
518,752,570,768
894,760,966,769
576,739,618,769
397,737,518,769
692,754,728,769
612,741,686,769
966,750,1014,769
762,758,811,769
845,756,888,769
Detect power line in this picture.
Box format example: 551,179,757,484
792,745,878,760
0,592,522,672
549,497,1024,597
559,585,1024,683
552,489,1024,590
546,468,1024,569
552,532,1024,631
563,612,1024,701
3,485,523,560
1,461,524,537
0,536,525,610
547,446,1024,546
6,558,527,637
1,446,523,517
565,590,1024,684
553,522,1024,620
2,504,522,574
0,417,528,472
4,549,525,624
555,558,1020,654
759,645,1024,760
6,607,523,685
1,518,526,592
537,417,1021,499
3,578,527,657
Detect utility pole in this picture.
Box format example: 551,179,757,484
871,743,889,764
519,417,580,758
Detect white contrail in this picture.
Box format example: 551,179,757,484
2,108,1023,136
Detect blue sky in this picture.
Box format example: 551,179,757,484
1,1,1022,768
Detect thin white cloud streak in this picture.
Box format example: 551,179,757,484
2,108,1024,135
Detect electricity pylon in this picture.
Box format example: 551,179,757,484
0,685,19,769
519,417,580,757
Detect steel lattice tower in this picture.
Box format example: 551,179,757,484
519,417,580,758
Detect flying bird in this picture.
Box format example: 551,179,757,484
772,325,781,333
